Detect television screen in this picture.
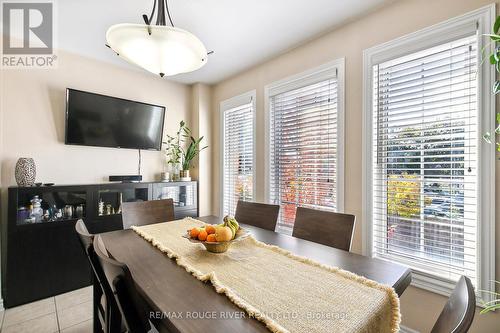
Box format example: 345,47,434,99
65,89,165,150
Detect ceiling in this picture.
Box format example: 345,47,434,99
58,0,392,84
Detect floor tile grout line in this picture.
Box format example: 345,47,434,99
0,310,5,332
60,318,92,332
1,302,57,329
57,299,94,331
54,296,61,333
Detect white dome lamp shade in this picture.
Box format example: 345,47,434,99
106,0,209,77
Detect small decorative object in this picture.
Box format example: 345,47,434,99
56,209,63,219
17,207,30,222
106,204,112,215
15,158,36,186
161,172,170,182
117,193,123,214
98,199,104,216
179,169,190,181
64,205,74,219
75,204,85,218
30,195,43,223
171,163,181,181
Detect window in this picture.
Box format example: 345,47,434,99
363,6,495,300
267,60,344,231
221,91,255,216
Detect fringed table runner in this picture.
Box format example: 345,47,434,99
132,218,400,333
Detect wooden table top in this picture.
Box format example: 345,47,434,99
100,215,412,333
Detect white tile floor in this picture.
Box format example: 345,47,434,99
0,286,93,333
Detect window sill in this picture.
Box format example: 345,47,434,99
409,269,490,308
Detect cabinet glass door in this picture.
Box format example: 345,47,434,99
97,188,149,216
154,182,196,210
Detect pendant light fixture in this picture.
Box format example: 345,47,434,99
106,0,208,77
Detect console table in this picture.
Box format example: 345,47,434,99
2,181,198,307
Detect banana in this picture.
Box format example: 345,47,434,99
223,215,239,239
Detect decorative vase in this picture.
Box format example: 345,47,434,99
180,169,191,181
15,158,36,186
170,163,181,181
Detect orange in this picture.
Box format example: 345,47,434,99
198,229,208,241
189,228,200,239
206,234,217,242
205,225,216,235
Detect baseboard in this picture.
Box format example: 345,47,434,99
400,325,419,333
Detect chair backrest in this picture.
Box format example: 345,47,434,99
75,219,93,255
431,276,476,333
121,199,175,229
292,207,355,252
75,220,120,333
93,235,151,333
234,200,280,231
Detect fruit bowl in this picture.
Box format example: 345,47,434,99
183,227,250,253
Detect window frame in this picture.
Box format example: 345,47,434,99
264,59,346,231
362,5,495,302
219,90,257,217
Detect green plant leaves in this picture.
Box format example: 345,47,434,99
493,80,500,94
494,15,500,34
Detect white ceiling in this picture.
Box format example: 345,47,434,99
58,0,392,84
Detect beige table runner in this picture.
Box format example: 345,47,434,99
132,218,400,333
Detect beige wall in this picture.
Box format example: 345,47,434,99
0,50,192,186
211,0,500,331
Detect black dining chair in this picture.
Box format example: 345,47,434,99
430,276,476,333
75,220,122,333
94,235,154,333
121,199,175,229
292,207,355,252
234,200,280,231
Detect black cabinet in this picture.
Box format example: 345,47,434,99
152,182,198,219
2,181,198,308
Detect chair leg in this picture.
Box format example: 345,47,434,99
93,276,104,333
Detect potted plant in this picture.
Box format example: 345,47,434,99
179,122,208,180
164,121,208,181
162,123,183,181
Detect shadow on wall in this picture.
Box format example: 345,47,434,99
47,86,66,143
1,158,17,187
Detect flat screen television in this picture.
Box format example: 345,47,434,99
65,88,166,150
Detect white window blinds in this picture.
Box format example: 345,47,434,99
371,34,479,285
270,77,339,229
222,101,254,216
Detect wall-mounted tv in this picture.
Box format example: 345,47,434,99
65,88,166,151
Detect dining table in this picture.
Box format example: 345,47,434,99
99,215,412,333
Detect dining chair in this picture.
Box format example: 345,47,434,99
430,276,476,333
75,220,122,333
94,235,154,333
292,207,355,252
234,200,280,231
121,199,175,229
